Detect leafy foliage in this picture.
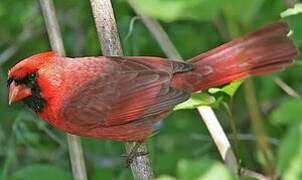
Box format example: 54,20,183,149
177,159,235,180
270,98,302,179
281,3,302,59
271,98,302,125
174,93,216,110
10,164,72,180
277,122,302,180
209,80,244,97
1,0,302,179
130,0,221,21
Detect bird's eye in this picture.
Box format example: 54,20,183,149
28,72,37,81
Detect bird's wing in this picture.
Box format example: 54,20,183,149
60,57,190,129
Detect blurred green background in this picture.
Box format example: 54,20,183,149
1,0,302,179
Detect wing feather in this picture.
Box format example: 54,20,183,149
61,57,190,130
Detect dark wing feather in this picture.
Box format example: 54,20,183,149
60,57,190,129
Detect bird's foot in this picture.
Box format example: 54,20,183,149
121,141,148,168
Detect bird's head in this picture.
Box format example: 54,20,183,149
7,51,57,112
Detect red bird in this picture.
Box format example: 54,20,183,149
8,21,298,141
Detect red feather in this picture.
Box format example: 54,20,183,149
8,21,298,141
171,21,297,92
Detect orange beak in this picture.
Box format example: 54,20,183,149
9,81,32,105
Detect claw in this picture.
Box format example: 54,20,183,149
125,151,149,168
122,141,148,168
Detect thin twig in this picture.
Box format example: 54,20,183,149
213,16,232,42
125,13,182,60
39,0,88,179
197,107,239,175
229,99,240,167
127,0,239,176
274,77,301,98
243,79,275,178
89,0,154,179
124,16,141,43
241,168,277,180
39,0,65,54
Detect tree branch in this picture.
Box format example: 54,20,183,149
39,1,88,179
274,77,301,98
89,0,154,179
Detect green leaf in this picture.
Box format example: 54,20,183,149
173,93,216,111
10,164,72,180
278,122,302,180
281,4,302,51
177,159,235,180
271,98,302,125
130,0,221,21
218,0,264,24
281,3,302,18
208,80,243,97
207,88,221,94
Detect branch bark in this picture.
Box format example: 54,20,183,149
127,0,239,176
39,1,88,180
89,0,154,179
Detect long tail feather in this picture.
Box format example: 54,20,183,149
172,21,298,92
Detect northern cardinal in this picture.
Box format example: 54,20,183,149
8,21,298,142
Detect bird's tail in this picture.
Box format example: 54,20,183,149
171,21,299,92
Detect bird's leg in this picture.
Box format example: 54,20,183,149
122,140,148,167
